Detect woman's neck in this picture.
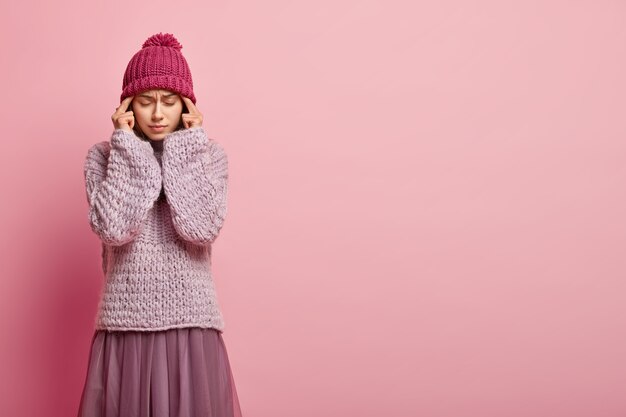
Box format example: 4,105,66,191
149,139,164,152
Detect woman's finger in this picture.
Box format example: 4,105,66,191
116,96,134,114
181,96,199,114
181,113,202,129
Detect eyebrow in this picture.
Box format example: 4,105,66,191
138,93,178,99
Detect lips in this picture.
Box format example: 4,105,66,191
149,125,167,131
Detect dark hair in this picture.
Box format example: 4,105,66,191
132,99,189,141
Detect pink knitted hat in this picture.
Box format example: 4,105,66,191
120,32,196,104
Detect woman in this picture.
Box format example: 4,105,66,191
77,32,243,417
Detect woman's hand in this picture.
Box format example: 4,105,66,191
180,96,203,129
112,96,135,132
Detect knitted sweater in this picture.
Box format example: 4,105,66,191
83,126,228,332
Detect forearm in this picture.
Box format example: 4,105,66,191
84,129,162,246
162,127,228,245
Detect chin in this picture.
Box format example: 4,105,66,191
144,130,167,140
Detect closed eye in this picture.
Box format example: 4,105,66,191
140,102,176,106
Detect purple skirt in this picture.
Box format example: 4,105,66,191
77,327,243,417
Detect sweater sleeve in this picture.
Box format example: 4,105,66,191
162,127,229,245
83,129,162,246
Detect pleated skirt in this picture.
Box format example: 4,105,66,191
77,326,243,417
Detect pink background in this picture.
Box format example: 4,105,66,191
1,1,626,416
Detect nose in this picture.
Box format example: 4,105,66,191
152,102,164,120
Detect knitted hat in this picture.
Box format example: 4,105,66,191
120,32,196,105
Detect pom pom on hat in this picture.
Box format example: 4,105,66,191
142,32,183,50
120,32,196,104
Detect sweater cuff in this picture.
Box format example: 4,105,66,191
111,128,154,154
163,127,209,158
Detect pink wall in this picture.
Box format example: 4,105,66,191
1,1,626,416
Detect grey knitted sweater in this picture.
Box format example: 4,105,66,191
83,127,228,332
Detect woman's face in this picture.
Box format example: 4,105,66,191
131,89,184,140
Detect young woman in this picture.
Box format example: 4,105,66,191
76,32,243,417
